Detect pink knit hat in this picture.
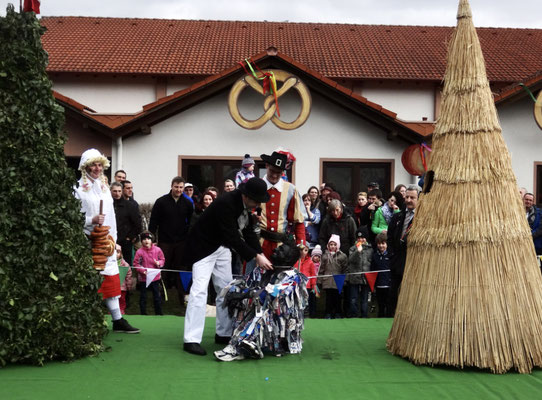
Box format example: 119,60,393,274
328,234,341,249
311,245,322,257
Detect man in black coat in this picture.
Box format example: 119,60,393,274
111,182,141,265
387,185,419,317
148,176,194,306
183,178,273,356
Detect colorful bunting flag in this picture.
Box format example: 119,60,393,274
145,269,160,288
365,272,378,292
118,265,129,284
180,271,193,292
333,274,346,294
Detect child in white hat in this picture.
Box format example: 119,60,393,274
317,234,347,319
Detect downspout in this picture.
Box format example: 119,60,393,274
116,136,123,172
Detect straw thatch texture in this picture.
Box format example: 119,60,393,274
387,0,542,374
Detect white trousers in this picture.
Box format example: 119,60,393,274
183,246,233,344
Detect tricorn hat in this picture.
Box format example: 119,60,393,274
238,177,270,203
260,151,289,170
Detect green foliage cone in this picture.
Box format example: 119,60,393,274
0,5,107,366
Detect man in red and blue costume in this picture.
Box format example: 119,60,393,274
259,151,306,259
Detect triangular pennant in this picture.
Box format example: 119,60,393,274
365,272,378,292
333,274,346,294
118,266,129,284
145,269,160,287
180,271,193,292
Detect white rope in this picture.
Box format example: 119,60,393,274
120,265,391,279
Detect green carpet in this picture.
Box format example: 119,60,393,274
2,316,542,399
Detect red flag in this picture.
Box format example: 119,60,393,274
365,272,378,292
23,0,40,14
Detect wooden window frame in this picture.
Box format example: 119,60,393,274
534,162,542,205
320,158,395,205
178,155,296,187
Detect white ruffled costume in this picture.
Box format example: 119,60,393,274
74,149,118,277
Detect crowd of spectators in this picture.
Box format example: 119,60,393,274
110,164,540,319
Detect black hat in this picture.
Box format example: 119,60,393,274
238,177,270,203
260,151,289,170
368,182,380,189
140,231,154,242
356,226,369,239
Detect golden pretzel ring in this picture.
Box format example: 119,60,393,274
228,69,311,130
535,90,542,130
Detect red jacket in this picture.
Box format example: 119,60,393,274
294,256,317,289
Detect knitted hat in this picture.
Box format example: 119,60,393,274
78,148,110,171
140,231,154,242
356,226,369,239
242,154,255,167
328,234,341,249
311,245,322,257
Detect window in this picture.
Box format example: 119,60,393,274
182,159,242,192
322,160,393,206
536,163,542,205
181,158,293,193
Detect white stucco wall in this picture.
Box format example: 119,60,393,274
119,89,414,204
53,77,156,113
362,81,436,122
498,96,542,192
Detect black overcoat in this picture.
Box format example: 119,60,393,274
183,189,263,267
387,211,408,277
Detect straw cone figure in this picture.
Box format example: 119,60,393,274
387,0,542,374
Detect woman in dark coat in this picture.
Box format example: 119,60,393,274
318,199,357,255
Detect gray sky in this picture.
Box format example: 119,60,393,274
1,0,541,28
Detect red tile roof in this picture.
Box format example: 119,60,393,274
53,51,433,139
41,17,542,83
494,69,542,103
53,90,96,113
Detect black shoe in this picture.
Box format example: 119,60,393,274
215,334,231,344
112,318,140,334
184,342,207,356
239,340,263,359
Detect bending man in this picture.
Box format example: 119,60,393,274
183,178,273,356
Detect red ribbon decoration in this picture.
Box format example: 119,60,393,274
238,59,281,117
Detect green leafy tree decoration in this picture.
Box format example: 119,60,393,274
0,5,107,366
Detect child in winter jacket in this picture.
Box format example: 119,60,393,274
318,234,347,319
311,245,322,275
116,244,133,315
235,154,255,186
134,231,165,315
371,232,391,317
294,241,318,317
346,230,373,318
